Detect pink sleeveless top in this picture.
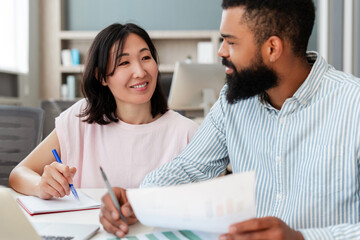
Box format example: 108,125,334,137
55,99,198,188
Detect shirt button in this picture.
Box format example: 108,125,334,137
280,117,286,124
276,194,283,200
276,156,281,163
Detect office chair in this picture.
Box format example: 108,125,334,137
40,99,77,139
0,105,44,186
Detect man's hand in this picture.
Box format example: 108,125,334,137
99,187,138,238
219,217,304,240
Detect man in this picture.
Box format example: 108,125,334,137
100,0,360,239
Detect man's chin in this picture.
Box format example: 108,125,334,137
226,73,235,80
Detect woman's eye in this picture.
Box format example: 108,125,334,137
119,61,129,66
142,56,151,61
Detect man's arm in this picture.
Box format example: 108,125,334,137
297,223,360,239
141,87,230,188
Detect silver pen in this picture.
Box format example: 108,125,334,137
99,166,127,224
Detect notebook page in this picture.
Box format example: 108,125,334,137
17,190,100,215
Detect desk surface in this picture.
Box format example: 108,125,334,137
11,188,157,239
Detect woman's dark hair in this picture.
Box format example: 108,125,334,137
222,0,315,58
80,23,168,125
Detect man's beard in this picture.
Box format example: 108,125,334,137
222,54,278,104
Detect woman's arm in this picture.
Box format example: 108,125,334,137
9,130,76,199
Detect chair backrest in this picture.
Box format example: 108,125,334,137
0,105,44,186
40,99,76,139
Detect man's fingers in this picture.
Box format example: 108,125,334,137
223,229,281,240
121,202,134,218
229,217,276,233
101,194,120,219
99,211,126,238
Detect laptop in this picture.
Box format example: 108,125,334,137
0,188,100,240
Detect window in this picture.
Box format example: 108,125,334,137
0,0,29,73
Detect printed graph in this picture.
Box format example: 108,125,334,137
107,230,219,240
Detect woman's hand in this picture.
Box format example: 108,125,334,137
36,162,76,199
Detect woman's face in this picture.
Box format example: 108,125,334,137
102,33,158,107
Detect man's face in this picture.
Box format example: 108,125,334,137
218,7,278,103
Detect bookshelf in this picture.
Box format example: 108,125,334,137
40,0,221,100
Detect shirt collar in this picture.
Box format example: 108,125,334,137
259,51,329,109
292,51,328,106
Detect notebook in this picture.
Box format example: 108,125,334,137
17,190,100,215
0,188,99,240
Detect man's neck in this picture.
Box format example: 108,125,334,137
266,56,312,110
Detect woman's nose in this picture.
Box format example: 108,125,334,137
133,62,146,78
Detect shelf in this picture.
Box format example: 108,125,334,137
59,31,97,40
59,30,219,40
148,30,219,39
60,65,84,73
0,97,21,105
158,64,175,73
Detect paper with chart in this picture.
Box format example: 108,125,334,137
17,190,100,215
109,230,220,240
127,171,256,233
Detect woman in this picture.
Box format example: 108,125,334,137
9,23,198,199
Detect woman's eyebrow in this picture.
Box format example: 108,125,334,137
140,47,150,52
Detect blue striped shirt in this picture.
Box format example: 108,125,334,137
141,52,360,239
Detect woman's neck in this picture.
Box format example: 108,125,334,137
115,102,159,125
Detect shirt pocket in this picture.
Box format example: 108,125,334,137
299,145,344,199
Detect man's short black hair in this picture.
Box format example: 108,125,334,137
222,0,315,57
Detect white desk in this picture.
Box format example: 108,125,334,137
10,188,158,239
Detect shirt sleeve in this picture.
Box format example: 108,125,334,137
299,223,360,239
141,86,230,188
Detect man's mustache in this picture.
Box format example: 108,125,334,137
221,58,236,71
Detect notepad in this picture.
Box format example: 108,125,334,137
17,190,100,216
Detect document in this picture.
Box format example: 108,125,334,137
127,172,256,233
17,190,100,216
109,230,219,240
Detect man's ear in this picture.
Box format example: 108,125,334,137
95,67,107,86
262,36,283,63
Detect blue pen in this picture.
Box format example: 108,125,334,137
51,149,80,201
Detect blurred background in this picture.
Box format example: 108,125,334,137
0,0,359,108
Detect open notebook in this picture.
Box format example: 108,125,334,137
17,190,100,215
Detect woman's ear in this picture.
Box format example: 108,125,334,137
262,36,283,63
95,68,107,86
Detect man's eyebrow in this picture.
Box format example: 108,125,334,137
221,33,237,39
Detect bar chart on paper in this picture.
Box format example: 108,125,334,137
108,230,219,240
